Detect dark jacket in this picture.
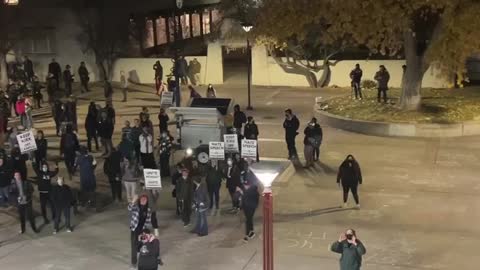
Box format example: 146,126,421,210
158,113,169,133
242,184,259,209
34,138,48,163
177,58,188,76
24,59,34,76
225,165,241,190
350,68,363,83
330,240,366,270
205,166,222,187
48,62,61,77
303,124,322,146
97,119,114,139
17,180,34,205
137,238,160,269
85,112,98,137
63,70,74,85
51,184,74,209
34,167,59,193
76,154,97,192
11,152,28,181
181,177,194,203
374,70,390,90
337,156,362,186
60,132,79,155
283,115,300,137
103,150,122,179
244,122,259,140
194,183,209,211
78,66,89,81
104,82,113,98
233,111,247,130
153,62,163,79
0,162,12,188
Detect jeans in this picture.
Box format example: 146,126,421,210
352,82,362,99
54,206,71,231
285,134,297,158
39,192,55,222
195,209,208,236
377,88,388,103
0,186,9,204
124,181,137,202
243,206,256,235
208,185,220,209
18,201,37,233
342,185,360,204
314,146,320,161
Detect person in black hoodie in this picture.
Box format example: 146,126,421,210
137,228,163,270
63,65,74,97
233,104,247,147
244,116,259,162
98,110,114,157
337,155,363,209
14,171,39,234
104,147,123,202
239,178,259,242
34,130,48,173
205,161,222,213
85,102,99,152
283,108,300,160
33,161,58,224
60,125,79,179
51,176,74,233
11,146,28,181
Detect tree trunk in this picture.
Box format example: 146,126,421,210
0,52,8,89
96,59,108,82
400,31,429,110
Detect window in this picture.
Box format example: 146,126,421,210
202,10,210,34
21,28,55,54
181,14,191,39
144,19,154,48
191,14,201,37
156,18,167,45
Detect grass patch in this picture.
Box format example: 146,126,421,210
320,87,480,124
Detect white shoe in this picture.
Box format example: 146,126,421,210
67,229,72,233
355,204,360,209
53,230,58,235
342,203,348,208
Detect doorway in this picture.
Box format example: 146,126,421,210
222,46,249,85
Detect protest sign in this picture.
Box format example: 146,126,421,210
17,131,37,154
209,142,225,159
143,169,162,189
241,139,257,158
223,134,239,153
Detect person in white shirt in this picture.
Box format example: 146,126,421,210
139,127,156,169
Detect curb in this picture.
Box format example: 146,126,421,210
314,99,480,138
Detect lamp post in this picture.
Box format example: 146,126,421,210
3,0,19,5
172,0,182,107
242,23,253,110
252,169,278,270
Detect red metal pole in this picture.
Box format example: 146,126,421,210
263,189,273,270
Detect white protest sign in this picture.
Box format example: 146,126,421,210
17,131,37,154
160,91,174,106
241,139,257,158
224,134,239,153
143,169,162,189
209,142,225,160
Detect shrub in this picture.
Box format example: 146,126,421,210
361,79,377,90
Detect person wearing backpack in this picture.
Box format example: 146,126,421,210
60,125,79,180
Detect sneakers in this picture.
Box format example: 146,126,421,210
342,203,348,208
243,236,249,242
183,223,190,228
355,204,360,209
248,231,256,239
67,228,72,233
53,230,58,235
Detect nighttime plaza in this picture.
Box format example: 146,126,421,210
1,1,480,270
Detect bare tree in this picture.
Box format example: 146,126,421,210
73,1,130,81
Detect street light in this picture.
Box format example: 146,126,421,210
251,168,278,270
3,0,19,5
242,22,253,110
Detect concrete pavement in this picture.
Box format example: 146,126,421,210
1,83,479,269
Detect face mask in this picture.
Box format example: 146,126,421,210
227,161,233,166
42,167,48,172
182,176,187,180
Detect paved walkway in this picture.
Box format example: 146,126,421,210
1,83,479,269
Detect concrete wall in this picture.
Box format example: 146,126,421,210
111,56,207,84
7,8,98,82
252,45,449,88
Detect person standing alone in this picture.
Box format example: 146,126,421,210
337,155,363,209
374,65,390,103
283,109,300,160
78,61,90,93
349,64,363,100
330,229,366,270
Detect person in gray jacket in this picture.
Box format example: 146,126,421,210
122,157,139,203
374,65,390,103
330,229,366,270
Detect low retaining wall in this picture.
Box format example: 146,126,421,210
314,103,480,138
